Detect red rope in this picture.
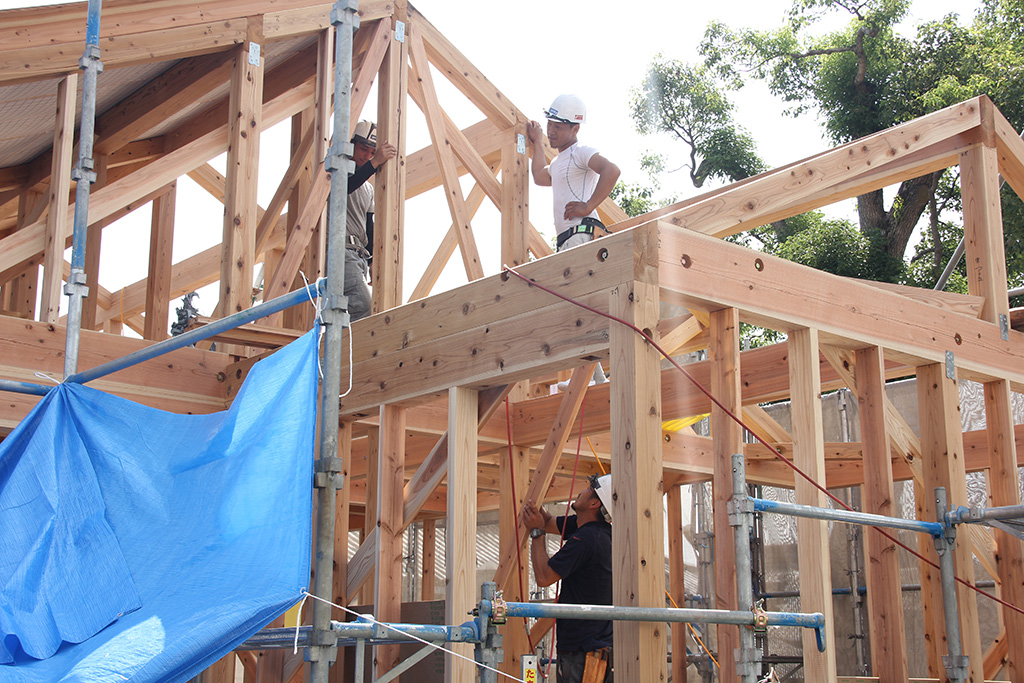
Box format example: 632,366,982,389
501,263,1024,619
504,397,535,653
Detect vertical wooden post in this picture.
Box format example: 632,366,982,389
788,327,838,679
374,405,406,679
218,17,264,320
500,117,529,269
421,518,437,601
984,379,1024,682
667,483,688,683
144,182,176,341
499,433,530,678
447,386,478,683
41,72,77,323
710,307,740,681
960,141,1010,325
206,652,236,683
609,276,665,682
856,345,909,682
917,363,984,682
6,189,44,319
283,109,313,331
329,421,353,683
361,425,379,605
371,4,407,313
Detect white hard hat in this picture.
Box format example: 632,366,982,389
589,473,612,520
352,120,377,148
544,94,586,124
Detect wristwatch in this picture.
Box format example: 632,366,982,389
530,528,545,539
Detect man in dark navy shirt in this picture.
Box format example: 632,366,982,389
522,474,613,683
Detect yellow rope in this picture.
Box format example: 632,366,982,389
665,589,720,670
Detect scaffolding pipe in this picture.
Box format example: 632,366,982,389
731,453,761,682
936,488,969,683
948,503,1024,524
63,0,104,378
752,497,943,537
60,280,325,386
308,0,357,680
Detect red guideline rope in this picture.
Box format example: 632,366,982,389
501,263,1024,619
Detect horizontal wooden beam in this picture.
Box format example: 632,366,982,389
658,223,1024,389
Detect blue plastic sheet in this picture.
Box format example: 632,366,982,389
0,327,319,682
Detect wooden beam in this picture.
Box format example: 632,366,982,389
218,20,264,319
659,224,1024,389
609,272,666,681
371,11,407,313
144,181,175,341
408,28,484,282
501,118,529,269
492,364,596,592
960,142,1010,324
373,406,405,678
983,379,1024,682
917,363,985,682
447,386,478,683
40,72,77,323
709,307,741,682
667,484,688,683
856,345,909,682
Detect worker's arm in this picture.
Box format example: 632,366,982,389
562,153,621,221
526,120,552,186
347,143,397,194
521,499,559,534
530,535,563,587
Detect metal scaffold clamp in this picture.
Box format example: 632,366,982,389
727,494,754,527
331,0,360,31
313,456,345,489
751,599,769,635
942,655,969,683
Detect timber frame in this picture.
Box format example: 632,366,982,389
0,1,1023,682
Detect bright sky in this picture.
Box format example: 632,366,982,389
1,0,985,322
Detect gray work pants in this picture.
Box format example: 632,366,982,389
344,247,372,322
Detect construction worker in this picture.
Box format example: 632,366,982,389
523,474,614,683
526,94,620,252
528,95,618,386
345,120,396,321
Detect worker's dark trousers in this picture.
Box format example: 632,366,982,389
556,649,613,683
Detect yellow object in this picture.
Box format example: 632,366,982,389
662,414,708,432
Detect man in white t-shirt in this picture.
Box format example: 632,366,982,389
526,94,620,252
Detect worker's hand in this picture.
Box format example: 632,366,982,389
563,201,592,221
526,120,543,146
372,142,397,169
521,499,549,530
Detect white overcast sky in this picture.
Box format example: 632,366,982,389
0,0,985,320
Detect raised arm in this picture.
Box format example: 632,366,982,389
526,120,552,186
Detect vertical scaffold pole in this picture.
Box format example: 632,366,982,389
730,453,761,683
935,488,969,683
309,1,358,681
63,0,104,377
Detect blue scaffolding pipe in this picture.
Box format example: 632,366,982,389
0,379,53,396
238,620,480,650
60,279,325,386
752,497,943,537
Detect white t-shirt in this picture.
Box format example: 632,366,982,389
346,182,373,247
549,143,600,232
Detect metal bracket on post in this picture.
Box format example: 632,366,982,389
945,350,956,380
1000,314,1010,341
314,456,345,489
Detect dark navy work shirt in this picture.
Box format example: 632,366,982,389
548,515,613,652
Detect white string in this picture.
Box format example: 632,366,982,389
34,372,60,384
299,271,326,380
338,320,354,399
292,592,309,654
300,589,526,683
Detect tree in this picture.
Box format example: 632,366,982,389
631,0,1024,292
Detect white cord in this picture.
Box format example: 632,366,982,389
338,322,354,399
34,372,60,384
299,590,526,683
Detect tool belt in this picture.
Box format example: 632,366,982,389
346,234,370,259
556,216,608,250
582,647,611,683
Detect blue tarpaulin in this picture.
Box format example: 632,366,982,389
0,328,319,682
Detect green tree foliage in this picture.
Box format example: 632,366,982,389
630,57,766,188
630,0,1024,295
